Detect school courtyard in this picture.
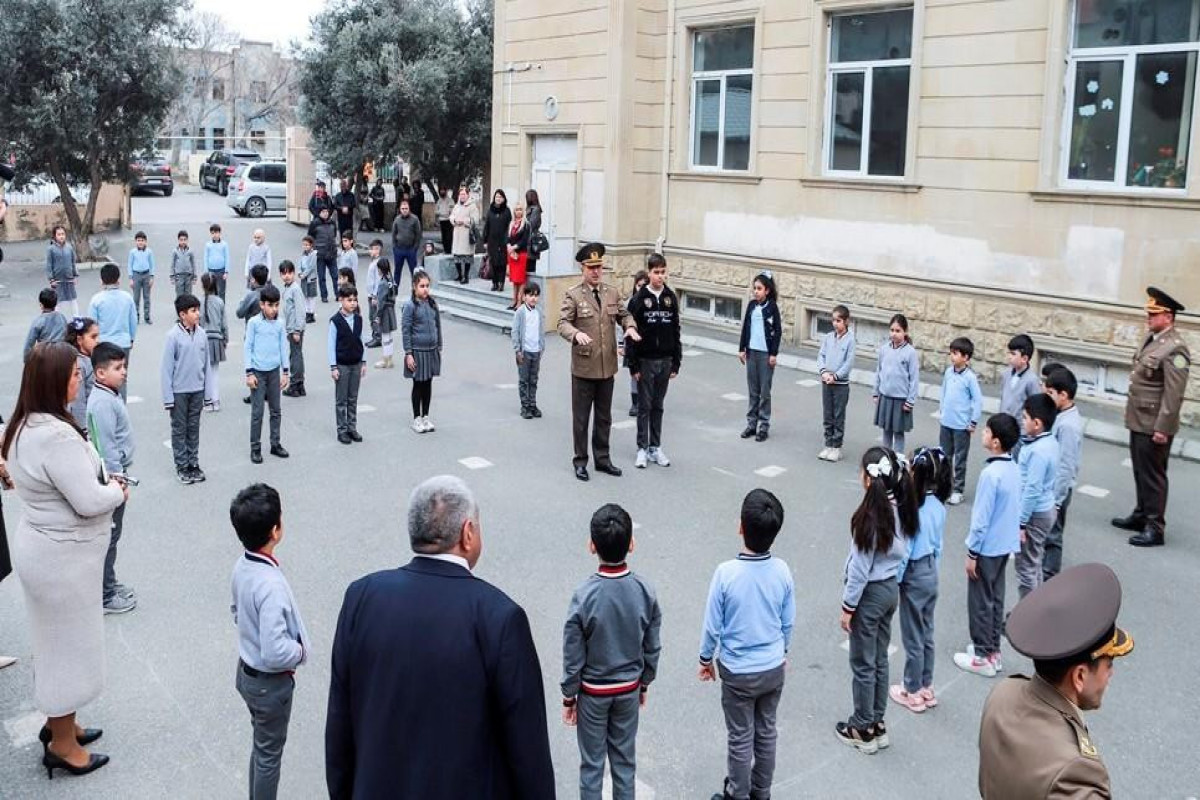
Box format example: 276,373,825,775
0,187,1198,798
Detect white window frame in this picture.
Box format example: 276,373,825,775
688,26,756,172
1042,350,1130,402
680,290,744,326
822,8,913,179
1059,4,1200,192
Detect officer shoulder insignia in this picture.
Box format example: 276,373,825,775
1174,353,1190,369
1077,733,1099,759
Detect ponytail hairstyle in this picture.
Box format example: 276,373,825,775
911,446,952,504
889,313,912,345
377,257,392,282
65,316,97,351
754,270,778,304
851,446,919,554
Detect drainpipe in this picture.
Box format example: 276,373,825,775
655,0,677,255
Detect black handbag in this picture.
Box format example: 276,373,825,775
531,231,550,256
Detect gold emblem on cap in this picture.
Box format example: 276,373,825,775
590,249,600,262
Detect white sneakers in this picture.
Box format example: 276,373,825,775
636,448,670,468
954,646,1001,677
948,492,964,505
411,417,436,433
818,447,842,462
635,449,648,468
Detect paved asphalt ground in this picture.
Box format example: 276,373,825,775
1,186,1199,799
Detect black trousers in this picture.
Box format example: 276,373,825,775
1129,431,1171,535
636,358,672,450
572,375,614,468
439,220,453,254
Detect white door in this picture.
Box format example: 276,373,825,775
531,135,577,276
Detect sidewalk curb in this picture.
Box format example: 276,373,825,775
682,333,1200,464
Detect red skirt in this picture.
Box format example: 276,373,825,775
508,252,528,285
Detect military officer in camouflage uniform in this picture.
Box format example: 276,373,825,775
558,243,640,481
1111,287,1191,547
978,563,1133,799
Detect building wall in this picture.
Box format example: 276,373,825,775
493,0,1200,424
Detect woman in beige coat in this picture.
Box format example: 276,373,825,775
449,186,479,284
3,342,127,779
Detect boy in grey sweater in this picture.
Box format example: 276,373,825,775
23,288,67,362
161,294,210,484
562,503,661,800
88,342,137,614
170,230,197,297
1000,334,1040,462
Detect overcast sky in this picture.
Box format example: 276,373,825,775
192,0,325,48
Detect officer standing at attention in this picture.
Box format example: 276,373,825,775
978,563,1133,799
558,243,640,481
1111,287,1191,547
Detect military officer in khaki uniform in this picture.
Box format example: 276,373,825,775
558,243,640,481
1111,287,1191,547
978,563,1133,799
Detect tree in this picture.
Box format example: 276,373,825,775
162,11,240,164
298,0,492,191
0,0,186,257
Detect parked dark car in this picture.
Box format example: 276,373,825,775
199,150,262,196
129,156,173,196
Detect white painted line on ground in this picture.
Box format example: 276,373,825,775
1120,457,1132,469
721,392,746,402
683,349,703,357
930,410,940,419
840,639,898,656
127,395,144,404
632,522,642,531
1077,484,1110,499
612,420,635,430
754,465,788,478
4,711,45,748
163,440,171,449
712,467,738,478
357,404,377,413
796,379,819,388
494,383,517,389
458,456,493,470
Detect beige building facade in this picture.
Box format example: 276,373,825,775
491,0,1200,423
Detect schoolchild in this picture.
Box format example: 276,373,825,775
837,447,917,753
276,261,307,398
737,272,782,442
23,288,67,362
890,447,951,713
236,264,270,325
245,229,272,288
364,239,384,347
699,489,794,800
161,294,210,484
562,503,662,800
337,267,356,290
372,259,398,370
817,304,856,462
337,231,358,286
1000,333,1039,460
205,223,230,300
328,285,367,444
127,231,156,324
88,263,137,399
200,272,228,412
512,283,545,418
1014,393,1059,599
244,285,290,463
229,483,309,800
170,230,197,298
66,316,99,429
626,253,681,469
953,413,1022,678
873,314,920,454
88,342,137,613
1042,367,1082,580
298,235,318,322
622,270,649,417
939,336,983,504
401,269,442,433
45,225,79,317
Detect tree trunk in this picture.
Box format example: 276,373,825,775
46,154,95,260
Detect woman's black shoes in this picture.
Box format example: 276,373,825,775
42,750,109,779
38,725,102,750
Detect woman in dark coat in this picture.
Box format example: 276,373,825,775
481,190,512,292
525,189,543,272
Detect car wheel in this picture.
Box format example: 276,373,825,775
245,197,267,218
163,186,173,197
218,178,228,196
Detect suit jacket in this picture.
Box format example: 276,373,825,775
557,281,635,380
1125,326,1191,436
325,556,555,800
979,674,1111,799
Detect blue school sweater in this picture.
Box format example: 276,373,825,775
1018,432,1059,523
699,553,795,674
899,493,946,581
965,456,1021,558
940,365,983,430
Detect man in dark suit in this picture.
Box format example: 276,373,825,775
325,475,556,799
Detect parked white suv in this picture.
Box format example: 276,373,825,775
226,161,287,217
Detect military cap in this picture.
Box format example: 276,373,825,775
1145,286,1185,314
575,242,606,267
1006,563,1133,661
0,163,14,182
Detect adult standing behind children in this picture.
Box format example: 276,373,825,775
45,226,79,318
4,342,127,779
505,205,530,311
626,253,681,470
324,475,555,799
87,264,137,400
482,190,512,292
1112,287,1190,548
449,187,478,284
334,179,357,237
526,189,544,273
308,208,340,303
370,178,387,232
817,304,855,462
558,243,641,481
390,199,422,280
435,186,453,253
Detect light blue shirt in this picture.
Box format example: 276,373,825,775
940,366,983,430
748,306,767,352
127,246,155,275
88,286,137,349
965,456,1021,557
817,329,856,382
1018,431,1059,522
244,315,289,373
699,553,795,674
899,494,945,581
205,240,230,272
1052,405,1084,506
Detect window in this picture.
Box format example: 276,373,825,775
1064,0,1199,189
195,127,207,151
192,77,205,99
250,130,266,149
212,127,226,150
248,165,264,181
265,163,286,183
1042,351,1130,399
690,26,755,171
250,81,268,103
824,9,913,177
212,78,226,101
681,290,743,324
808,310,890,349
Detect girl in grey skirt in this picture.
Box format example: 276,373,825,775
45,226,79,317
201,273,228,411
872,314,919,454
401,269,442,433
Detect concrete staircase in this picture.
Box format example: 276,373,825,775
432,275,517,334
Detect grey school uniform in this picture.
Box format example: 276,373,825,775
202,294,228,365
45,242,78,301
87,382,133,601
171,247,197,297
401,297,442,380
69,349,95,429
23,311,67,362
873,340,920,438
562,565,662,800
375,279,397,335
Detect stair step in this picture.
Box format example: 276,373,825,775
436,287,512,312
441,305,513,332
